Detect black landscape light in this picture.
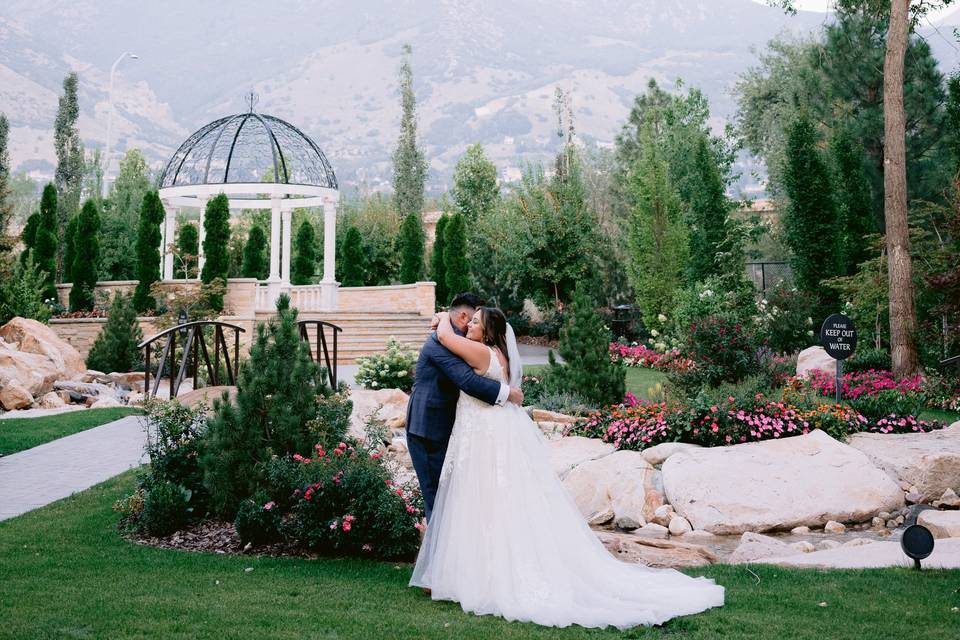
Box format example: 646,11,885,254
900,524,935,570
178,309,189,337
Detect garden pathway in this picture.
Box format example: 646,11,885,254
0,415,148,521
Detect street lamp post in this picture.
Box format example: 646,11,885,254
103,51,139,196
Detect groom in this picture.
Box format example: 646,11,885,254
406,292,523,521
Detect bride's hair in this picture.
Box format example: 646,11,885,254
478,307,510,370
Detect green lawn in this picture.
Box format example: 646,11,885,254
0,407,142,456
525,364,668,402
1,471,958,639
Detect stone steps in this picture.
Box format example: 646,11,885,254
293,312,431,363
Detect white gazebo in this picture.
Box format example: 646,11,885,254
157,102,339,310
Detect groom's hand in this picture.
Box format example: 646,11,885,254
508,387,524,405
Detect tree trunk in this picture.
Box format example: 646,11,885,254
883,0,919,377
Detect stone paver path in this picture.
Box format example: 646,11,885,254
0,415,148,521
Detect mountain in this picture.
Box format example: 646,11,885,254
1,1,957,194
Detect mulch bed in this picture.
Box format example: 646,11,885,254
516,335,558,349
126,520,313,558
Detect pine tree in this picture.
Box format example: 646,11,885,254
452,144,499,222
68,199,100,311
133,191,165,312
781,113,838,302
176,222,199,279
291,219,317,285
62,215,78,283
543,286,626,407
86,292,143,373
201,193,231,311
340,225,365,286
430,214,449,306
19,213,40,267
201,294,322,517
0,254,52,325
241,224,268,280
34,184,59,303
398,212,424,283
392,44,428,218
686,134,729,283
54,73,84,279
443,213,471,296
0,113,14,252
830,125,874,276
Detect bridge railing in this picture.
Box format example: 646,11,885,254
138,321,245,398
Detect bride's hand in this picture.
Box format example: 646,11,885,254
431,311,449,330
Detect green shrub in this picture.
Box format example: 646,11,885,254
675,314,759,390
234,496,283,547
309,390,354,449
847,389,927,421
142,399,208,506
139,477,192,537
845,347,892,373
671,276,757,338
533,391,594,415
354,338,417,393
86,292,143,373
0,255,52,324
68,199,101,311
757,283,818,354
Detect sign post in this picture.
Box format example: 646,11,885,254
819,314,857,403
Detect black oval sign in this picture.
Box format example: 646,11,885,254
820,313,857,360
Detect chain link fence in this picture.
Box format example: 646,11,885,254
745,262,794,292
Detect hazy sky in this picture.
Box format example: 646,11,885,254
751,0,959,19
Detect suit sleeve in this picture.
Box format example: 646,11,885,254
430,344,502,405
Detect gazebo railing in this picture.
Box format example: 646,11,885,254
297,320,342,388
139,321,245,398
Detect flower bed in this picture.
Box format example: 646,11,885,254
609,342,694,372
806,369,925,400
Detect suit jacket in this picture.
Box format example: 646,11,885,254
405,331,501,442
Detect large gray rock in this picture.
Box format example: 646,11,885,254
641,442,703,466
662,430,905,534
757,538,960,569
547,436,615,479
728,532,796,564
561,450,663,529
848,425,960,502
917,510,960,539
796,345,835,378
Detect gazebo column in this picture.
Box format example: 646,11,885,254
267,196,283,308
162,205,176,280
281,207,292,284
319,200,338,310
196,196,207,280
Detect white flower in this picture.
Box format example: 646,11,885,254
371,381,379,387
398,371,407,377
806,330,814,337
657,313,667,323
650,329,659,337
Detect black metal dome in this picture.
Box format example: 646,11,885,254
159,111,338,190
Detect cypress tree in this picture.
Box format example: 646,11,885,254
443,213,470,295
430,214,449,306
19,212,40,267
241,225,269,280
398,212,424,284
201,194,231,311
86,292,143,373
781,114,837,301
0,113,14,251
69,199,101,311
340,225,365,286
392,44,428,218
62,215,79,283
35,184,59,303
133,191,164,312
291,219,316,285
830,126,874,276
543,286,626,407
176,222,199,279
54,73,84,279
686,135,729,283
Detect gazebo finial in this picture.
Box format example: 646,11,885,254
245,91,259,113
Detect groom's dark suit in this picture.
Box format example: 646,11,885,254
407,328,502,521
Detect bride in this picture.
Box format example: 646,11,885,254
409,306,724,629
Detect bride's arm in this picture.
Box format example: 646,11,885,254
436,312,491,373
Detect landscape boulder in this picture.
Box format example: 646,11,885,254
662,429,904,534
728,532,795,564
561,450,663,529
0,342,62,396
917,510,960,539
795,345,835,379
348,388,410,441
0,379,33,410
0,317,85,379
848,425,960,502
596,531,717,568
547,436,615,479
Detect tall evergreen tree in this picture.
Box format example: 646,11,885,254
626,126,689,327
392,44,428,218
62,215,79,283
398,212,425,284
0,113,14,252
54,73,84,279
68,199,101,311
176,222,199,279
430,214,449,306
35,184,59,303
443,213,471,296
543,286,626,407
86,292,143,373
340,225,365,286
830,125,875,276
133,191,165,312
19,212,40,267
686,134,730,283
100,149,152,280
291,219,316,285
201,194,231,311
781,113,837,302
452,144,499,222
241,225,269,280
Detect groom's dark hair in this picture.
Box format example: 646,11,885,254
449,292,485,311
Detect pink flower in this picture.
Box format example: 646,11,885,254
263,501,275,511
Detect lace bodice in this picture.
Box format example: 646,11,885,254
481,346,506,384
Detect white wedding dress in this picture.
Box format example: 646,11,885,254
410,346,724,629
